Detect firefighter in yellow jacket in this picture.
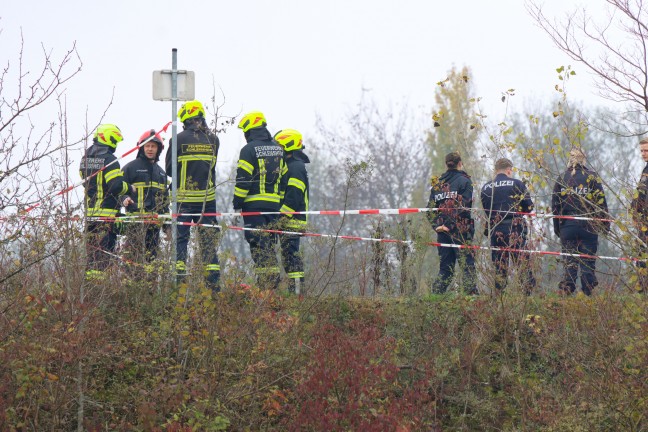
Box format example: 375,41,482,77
234,111,287,289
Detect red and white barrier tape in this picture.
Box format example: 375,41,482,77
20,122,172,214
115,218,644,263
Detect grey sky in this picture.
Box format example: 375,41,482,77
2,0,612,192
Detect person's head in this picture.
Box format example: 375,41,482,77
274,129,303,154
178,100,206,126
137,129,164,162
93,124,123,150
494,157,513,176
640,137,648,162
445,151,462,170
568,147,586,166
238,111,267,133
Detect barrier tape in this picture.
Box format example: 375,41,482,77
20,122,172,214
116,218,645,263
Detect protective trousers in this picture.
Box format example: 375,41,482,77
176,203,221,291
85,221,117,277
490,221,535,294
559,223,598,295
433,231,477,294
279,234,304,294
243,213,280,289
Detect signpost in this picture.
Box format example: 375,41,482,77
153,49,195,287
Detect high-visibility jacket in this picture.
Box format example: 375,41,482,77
233,127,287,211
427,169,474,238
279,150,310,228
552,164,609,235
165,122,219,204
79,142,129,217
121,153,168,213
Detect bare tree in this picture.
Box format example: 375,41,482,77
527,0,648,125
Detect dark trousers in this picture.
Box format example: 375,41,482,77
636,232,647,293
280,234,304,292
176,203,220,287
243,213,280,288
86,221,117,272
559,224,598,295
490,222,535,293
124,222,161,262
433,231,476,294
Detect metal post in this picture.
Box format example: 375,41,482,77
171,48,179,288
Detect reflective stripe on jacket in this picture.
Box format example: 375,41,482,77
165,121,219,204
79,142,129,217
233,127,287,211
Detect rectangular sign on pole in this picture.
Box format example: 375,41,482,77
152,70,195,101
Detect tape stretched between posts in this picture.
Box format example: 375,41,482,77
135,218,644,263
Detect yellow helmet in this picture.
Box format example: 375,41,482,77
178,100,205,123
274,129,303,152
238,111,267,132
94,124,123,148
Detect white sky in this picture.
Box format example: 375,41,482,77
2,0,615,188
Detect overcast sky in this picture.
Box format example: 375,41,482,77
2,0,615,188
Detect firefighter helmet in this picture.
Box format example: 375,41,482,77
274,129,303,152
238,111,267,132
137,129,164,149
94,124,123,148
178,100,205,123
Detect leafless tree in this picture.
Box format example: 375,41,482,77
527,0,648,128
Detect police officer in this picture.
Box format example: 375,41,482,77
274,129,310,294
79,124,133,279
234,111,287,290
630,137,648,292
552,148,609,296
481,158,535,293
165,100,221,292
121,129,168,264
427,151,477,294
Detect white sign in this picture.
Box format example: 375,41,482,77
152,70,195,101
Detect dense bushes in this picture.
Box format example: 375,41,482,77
0,275,646,431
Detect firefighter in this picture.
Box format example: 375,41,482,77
234,111,287,289
480,158,535,294
552,148,609,296
165,100,221,292
427,151,477,294
121,129,168,266
274,129,310,294
630,137,648,292
79,124,133,279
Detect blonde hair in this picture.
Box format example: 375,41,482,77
568,148,586,174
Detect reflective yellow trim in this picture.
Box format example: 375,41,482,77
244,193,280,203
176,261,186,271
288,178,306,192
87,208,118,217
237,160,254,175
287,271,304,279
259,159,266,195
255,266,280,275
234,187,249,198
178,155,217,164
104,169,123,182
177,190,216,202
280,204,295,215
204,264,220,271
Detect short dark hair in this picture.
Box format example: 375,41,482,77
445,151,461,168
495,158,513,171
639,137,648,145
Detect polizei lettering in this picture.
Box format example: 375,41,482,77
255,146,284,158
484,180,514,189
435,191,458,201
561,186,590,196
